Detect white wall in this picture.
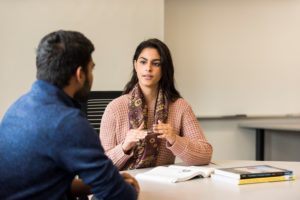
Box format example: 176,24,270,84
165,0,300,117
1,0,299,162
165,0,300,161
0,0,164,119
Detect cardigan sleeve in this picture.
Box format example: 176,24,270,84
99,102,133,170
166,102,213,165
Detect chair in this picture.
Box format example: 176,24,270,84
81,91,122,134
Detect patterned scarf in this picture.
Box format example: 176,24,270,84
125,84,168,170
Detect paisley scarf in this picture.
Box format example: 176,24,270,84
125,84,168,169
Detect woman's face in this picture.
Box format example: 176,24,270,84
134,47,162,90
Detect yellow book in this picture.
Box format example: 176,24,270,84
211,174,295,185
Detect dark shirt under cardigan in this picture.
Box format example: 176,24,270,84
0,80,137,200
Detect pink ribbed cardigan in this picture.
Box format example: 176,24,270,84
99,94,213,170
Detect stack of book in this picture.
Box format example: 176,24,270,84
211,165,295,185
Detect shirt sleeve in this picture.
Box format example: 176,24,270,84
99,103,133,170
166,103,213,165
53,111,137,200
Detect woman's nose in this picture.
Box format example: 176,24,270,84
145,63,152,71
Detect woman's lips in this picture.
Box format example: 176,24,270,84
143,75,153,80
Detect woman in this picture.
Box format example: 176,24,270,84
100,38,213,170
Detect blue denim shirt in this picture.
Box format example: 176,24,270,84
0,80,137,200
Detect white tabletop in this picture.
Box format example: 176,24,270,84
127,160,300,200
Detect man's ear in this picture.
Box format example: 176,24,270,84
75,66,85,85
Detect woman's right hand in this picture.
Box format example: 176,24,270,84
121,122,147,154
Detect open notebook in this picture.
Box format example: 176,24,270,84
135,165,214,183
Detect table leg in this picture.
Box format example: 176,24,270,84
256,129,265,161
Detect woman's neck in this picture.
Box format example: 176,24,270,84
140,85,158,106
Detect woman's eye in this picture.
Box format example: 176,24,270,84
140,60,146,64
153,62,161,67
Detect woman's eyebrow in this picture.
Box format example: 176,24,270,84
152,59,161,62
138,57,161,62
139,57,147,60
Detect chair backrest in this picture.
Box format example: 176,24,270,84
81,91,122,134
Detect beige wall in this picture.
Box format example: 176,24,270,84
0,0,164,119
1,0,299,161
165,0,300,161
165,0,300,117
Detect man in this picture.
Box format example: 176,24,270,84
0,30,139,200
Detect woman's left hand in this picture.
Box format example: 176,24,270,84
153,120,177,145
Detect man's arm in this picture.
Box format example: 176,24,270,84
56,115,139,200
70,174,140,198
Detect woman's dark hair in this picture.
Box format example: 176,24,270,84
36,30,94,89
123,38,181,101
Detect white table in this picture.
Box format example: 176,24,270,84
127,160,300,200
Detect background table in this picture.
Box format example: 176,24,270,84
239,122,300,160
